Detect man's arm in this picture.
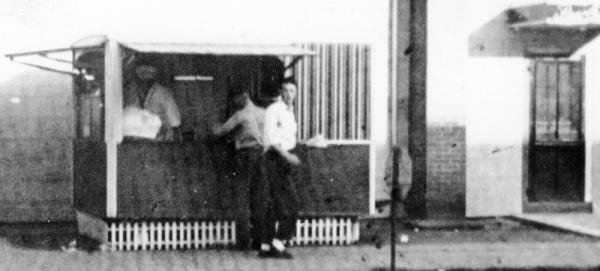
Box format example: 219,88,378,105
270,144,300,165
212,113,241,136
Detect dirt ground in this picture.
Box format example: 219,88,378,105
2,217,596,251
0,218,599,270
360,217,598,246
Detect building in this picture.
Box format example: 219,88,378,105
0,0,428,224
14,0,571,224
18,0,600,224
424,0,600,219
466,1,600,217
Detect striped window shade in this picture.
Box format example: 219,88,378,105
292,44,371,141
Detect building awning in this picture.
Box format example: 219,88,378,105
5,35,316,75
121,42,315,56
5,35,108,75
71,35,316,56
509,3,600,31
5,48,79,75
511,20,600,30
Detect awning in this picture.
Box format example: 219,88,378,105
5,48,79,75
121,42,316,56
512,20,600,30
5,35,107,59
509,3,600,31
5,35,315,75
5,36,107,75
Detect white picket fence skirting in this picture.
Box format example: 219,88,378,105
106,217,359,251
287,217,360,246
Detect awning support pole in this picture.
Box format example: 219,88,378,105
105,40,123,218
7,59,78,75
4,45,102,58
5,47,74,58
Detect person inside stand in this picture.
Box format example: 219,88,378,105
212,89,266,250
255,77,300,259
123,58,181,141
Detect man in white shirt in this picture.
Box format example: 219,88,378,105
255,78,300,259
124,61,181,141
212,90,265,250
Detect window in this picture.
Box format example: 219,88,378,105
74,50,105,140
533,59,584,143
292,44,371,141
75,71,104,140
172,75,218,140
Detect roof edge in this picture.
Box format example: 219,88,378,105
71,35,108,49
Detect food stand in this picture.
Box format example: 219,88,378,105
6,35,370,251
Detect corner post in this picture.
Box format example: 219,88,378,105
104,39,123,218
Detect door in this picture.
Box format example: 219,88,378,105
528,59,585,204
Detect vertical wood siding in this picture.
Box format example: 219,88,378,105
293,44,371,141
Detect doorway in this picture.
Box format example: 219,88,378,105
527,58,586,207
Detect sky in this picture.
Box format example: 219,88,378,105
0,0,385,50
0,0,388,83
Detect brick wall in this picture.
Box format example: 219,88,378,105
426,123,466,218
0,68,74,222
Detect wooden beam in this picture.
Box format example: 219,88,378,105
5,47,73,58
406,0,428,218
104,40,123,218
5,45,101,58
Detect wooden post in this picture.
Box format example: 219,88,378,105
406,0,428,219
391,146,400,270
104,39,123,218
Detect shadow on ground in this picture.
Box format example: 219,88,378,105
360,217,599,249
0,222,99,251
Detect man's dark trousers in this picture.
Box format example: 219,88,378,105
232,146,262,249
253,148,299,245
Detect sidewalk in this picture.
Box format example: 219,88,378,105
1,219,600,271
513,213,600,237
